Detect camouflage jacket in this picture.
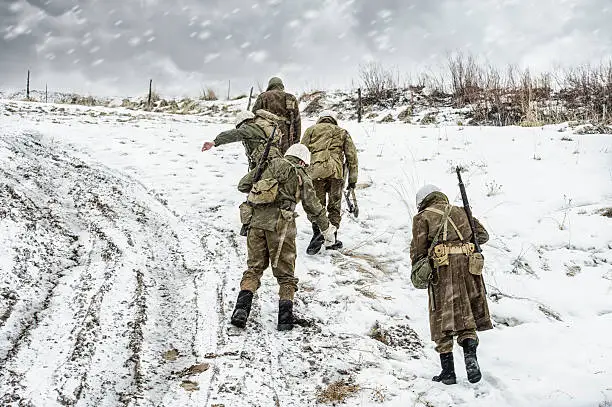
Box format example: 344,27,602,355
410,192,489,264
301,118,358,183
214,120,283,170
252,84,301,149
238,156,330,232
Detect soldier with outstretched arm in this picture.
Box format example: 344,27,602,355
201,109,284,170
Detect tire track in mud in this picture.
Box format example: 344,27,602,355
0,131,209,407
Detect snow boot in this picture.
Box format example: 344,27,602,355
432,352,457,385
306,223,325,255
277,299,294,331
461,338,482,383
325,231,343,250
230,290,253,328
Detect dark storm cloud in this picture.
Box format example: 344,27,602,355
1,0,610,96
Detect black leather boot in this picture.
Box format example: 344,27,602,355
325,231,343,250
462,338,482,383
230,290,253,328
277,299,294,331
432,352,457,385
306,223,324,255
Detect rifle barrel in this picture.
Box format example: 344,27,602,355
253,125,277,183
456,168,482,253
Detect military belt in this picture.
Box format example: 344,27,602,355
433,243,475,256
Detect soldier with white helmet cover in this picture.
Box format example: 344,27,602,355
231,144,336,331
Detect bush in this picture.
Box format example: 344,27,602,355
200,88,218,101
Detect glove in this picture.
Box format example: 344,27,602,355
322,224,337,247
347,182,356,190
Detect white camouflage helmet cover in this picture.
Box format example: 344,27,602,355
416,184,442,209
318,109,337,121
235,110,255,127
284,143,311,166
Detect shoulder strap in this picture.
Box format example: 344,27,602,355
426,205,451,255
282,159,302,201
424,206,464,241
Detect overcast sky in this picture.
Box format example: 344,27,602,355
1,0,610,97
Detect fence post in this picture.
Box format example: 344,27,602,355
357,88,362,123
27,69,30,100
147,79,153,108
227,80,231,100
45,83,48,103
247,86,254,110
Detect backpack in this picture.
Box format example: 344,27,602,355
247,178,279,205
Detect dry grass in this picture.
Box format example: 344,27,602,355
599,207,612,218
369,385,387,403
316,380,360,404
200,87,218,101
368,321,389,345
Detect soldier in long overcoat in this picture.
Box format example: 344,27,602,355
410,184,493,384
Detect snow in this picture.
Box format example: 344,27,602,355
0,97,611,406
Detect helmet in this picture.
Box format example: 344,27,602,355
319,110,337,121
267,77,284,90
285,144,311,166
416,184,441,209
235,110,255,127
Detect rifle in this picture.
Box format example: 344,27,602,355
239,125,278,236
343,163,359,218
344,188,359,218
288,110,295,147
253,125,277,181
455,167,482,253
246,86,254,110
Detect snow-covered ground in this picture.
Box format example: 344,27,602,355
1,98,611,407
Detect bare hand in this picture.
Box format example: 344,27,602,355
201,141,215,151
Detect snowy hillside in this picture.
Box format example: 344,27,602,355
1,98,611,407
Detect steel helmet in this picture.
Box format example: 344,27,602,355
284,144,311,166
416,184,441,209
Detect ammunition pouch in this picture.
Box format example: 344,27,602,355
468,252,484,275
239,202,253,225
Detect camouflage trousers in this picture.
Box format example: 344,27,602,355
312,178,344,228
434,330,478,353
240,224,298,301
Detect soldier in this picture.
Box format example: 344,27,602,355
301,110,358,254
231,144,336,331
410,184,492,385
201,109,284,170
251,77,301,153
